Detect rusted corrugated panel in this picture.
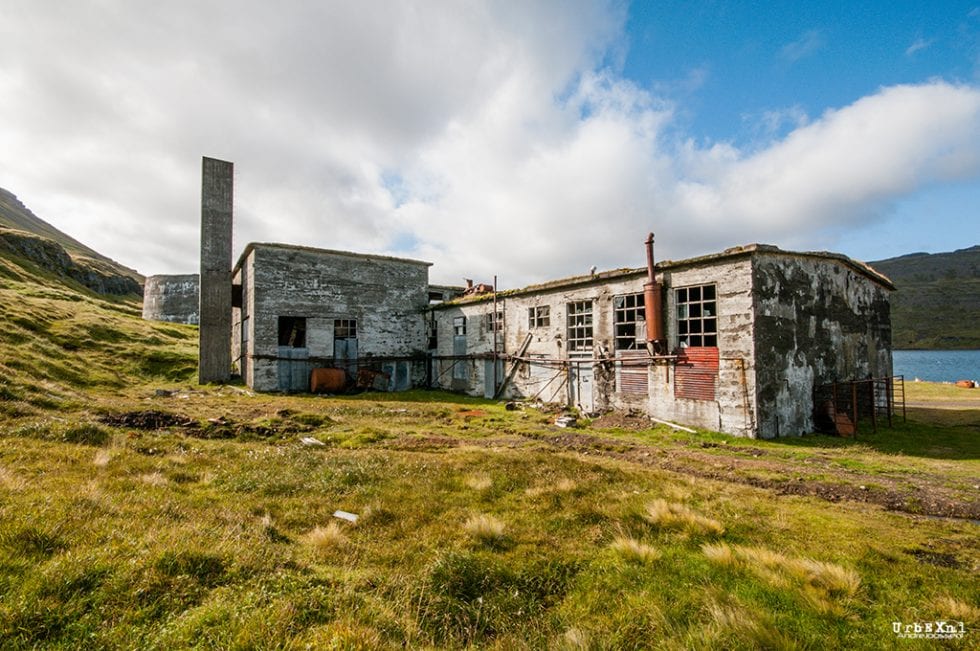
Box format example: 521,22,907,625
618,350,648,394
675,347,719,401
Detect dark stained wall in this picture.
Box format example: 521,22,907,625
752,253,891,438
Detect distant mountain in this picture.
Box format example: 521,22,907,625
869,245,980,350
0,186,142,295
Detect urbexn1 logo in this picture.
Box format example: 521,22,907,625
893,620,966,640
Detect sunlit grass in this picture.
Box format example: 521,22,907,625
0,247,977,648
643,499,725,536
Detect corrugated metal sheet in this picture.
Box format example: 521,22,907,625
675,347,718,401
617,350,648,394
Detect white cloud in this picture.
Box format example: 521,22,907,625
779,29,825,63
0,3,979,288
905,37,933,56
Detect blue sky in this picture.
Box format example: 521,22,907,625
0,1,978,284
619,1,980,261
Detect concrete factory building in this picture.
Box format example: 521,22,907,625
429,243,893,439
231,243,432,392
185,157,894,439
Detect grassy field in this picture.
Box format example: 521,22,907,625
1,250,977,649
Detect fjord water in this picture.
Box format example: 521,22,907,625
893,350,980,383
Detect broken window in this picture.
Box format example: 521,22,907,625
278,316,307,348
453,316,466,336
452,316,468,380
528,305,550,328
428,318,437,350
676,284,717,348
613,293,646,350
334,319,357,339
484,311,503,333
566,300,593,354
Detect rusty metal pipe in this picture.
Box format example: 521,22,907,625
643,233,665,351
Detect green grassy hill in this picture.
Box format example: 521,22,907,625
869,246,980,349
1,239,978,648
0,187,142,295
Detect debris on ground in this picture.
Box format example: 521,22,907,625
300,436,326,447
333,510,358,522
554,415,578,428
99,410,195,430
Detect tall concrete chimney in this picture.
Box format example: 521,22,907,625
198,157,234,383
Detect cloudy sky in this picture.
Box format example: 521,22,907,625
2,1,979,286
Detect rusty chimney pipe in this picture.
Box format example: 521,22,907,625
643,233,665,353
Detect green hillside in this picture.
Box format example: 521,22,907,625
869,245,980,349
1,235,978,648
0,187,142,295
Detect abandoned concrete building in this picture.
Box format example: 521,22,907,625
231,243,433,392
184,157,894,439
142,274,200,324
428,243,893,439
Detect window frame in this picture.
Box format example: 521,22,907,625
675,284,718,348
484,310,503,333
528,305,550,328
613,292,646,350
566,300,594,354
333,318,357,340
453,316,467,336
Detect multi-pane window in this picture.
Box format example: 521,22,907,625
334,319,357,339
528,305,550,328
676,284,717,347
566,301,594,353
613,293,646,350
453,316,466,336
484,311,503,333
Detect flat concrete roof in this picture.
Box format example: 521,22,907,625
233,241,432,273
432,243,894,308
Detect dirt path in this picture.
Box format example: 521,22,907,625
515,430,979,521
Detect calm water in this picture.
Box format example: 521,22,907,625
893,350,980,383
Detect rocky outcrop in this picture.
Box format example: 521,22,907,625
0,227,142,296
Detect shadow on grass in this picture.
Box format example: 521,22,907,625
765,414,979,461
342,388,499,406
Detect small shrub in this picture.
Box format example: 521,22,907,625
466,474,493,491
559,627,591,650
701,542,737,566
788,558,861,598
933,595,980,625
610,536,662,564
92,450,112,467
305,522,347,554
706,601,798,651
643,499,724,536
140,472,168,487
703,543,861,615
464,514,507,547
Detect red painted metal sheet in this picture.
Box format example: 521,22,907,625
618,350,648,394
675,347,719,401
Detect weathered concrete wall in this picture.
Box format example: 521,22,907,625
431,259,758,437
199,157,234,383
231,251,255,386
430,272,649,407
659,256,757,437
142,274,200,324
752,253,892,438
239,244,430,392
